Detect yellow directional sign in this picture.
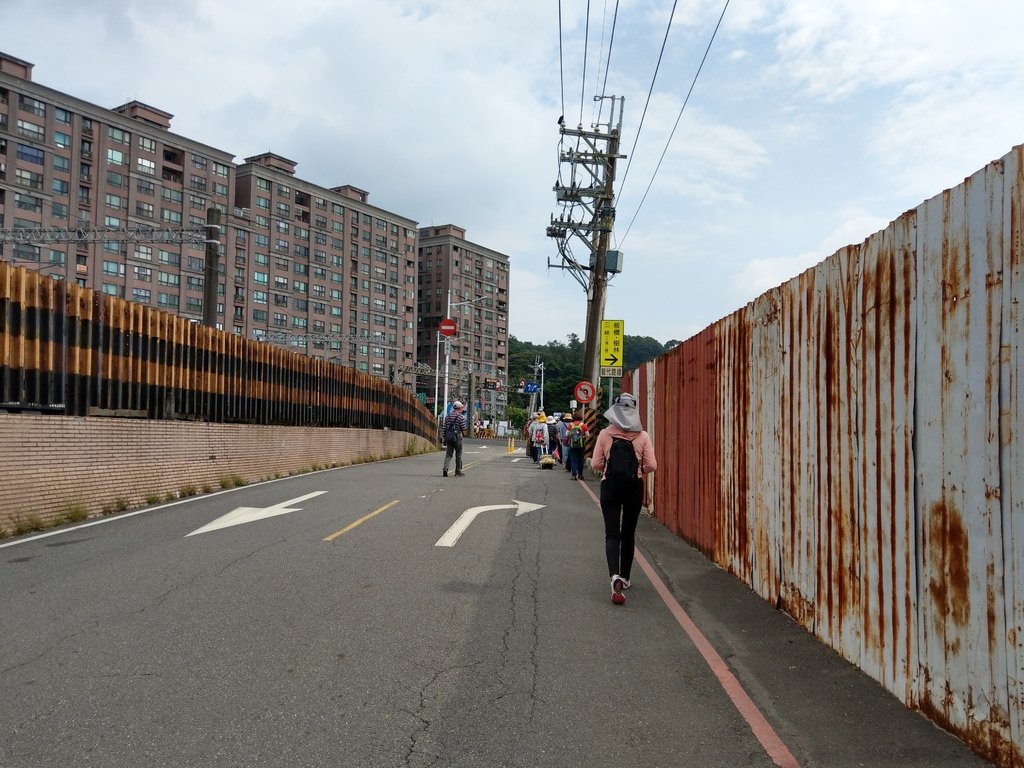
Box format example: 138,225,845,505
600,319,624,374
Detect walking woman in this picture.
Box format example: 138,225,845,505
590,393,657,605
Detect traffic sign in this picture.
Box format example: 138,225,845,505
439,318,457,337
574,380,596,404
600,319,624,368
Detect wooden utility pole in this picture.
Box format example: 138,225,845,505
202,207,222,328
582,127,620,386
548,96,625,387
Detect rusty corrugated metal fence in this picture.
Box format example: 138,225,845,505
625,144,1023,766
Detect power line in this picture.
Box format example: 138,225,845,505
594,0,621,128
599,0,620,100
619,0,731,247
615,0,679,204
558,0,565,120
579,0,591,126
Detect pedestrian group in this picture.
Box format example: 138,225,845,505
449,392,657,607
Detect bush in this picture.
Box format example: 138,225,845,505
179,484,198,497
145,492,162,506
64,503,88,523
14,516,45,536
219,474,247,489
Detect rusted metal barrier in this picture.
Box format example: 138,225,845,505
626,144,1024,766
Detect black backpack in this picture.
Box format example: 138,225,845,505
605,436,639,484
444,415,461,444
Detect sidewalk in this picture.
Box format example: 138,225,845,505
626,508,992,768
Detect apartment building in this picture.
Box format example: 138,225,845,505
417,225,510,420
0,53,235,321
233,154,419,378
0,51,422,382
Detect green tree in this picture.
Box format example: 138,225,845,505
508,332,678,413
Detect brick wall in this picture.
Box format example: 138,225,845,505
0,414,436,531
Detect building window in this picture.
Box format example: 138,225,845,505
107,127,129,144
137,179,155,195
14,192,42,212
107,148,124,165
54,131,71,149
15,168,43,189
139,136,157,152
53,155,70,172
52,203,69,219
191,153,207,169
132,288,152,303
137,158,156,175
16,144,44,165
213,162,229,177
17,119,45,142
105,193,123,209
55,107,71,124
136,201,154,218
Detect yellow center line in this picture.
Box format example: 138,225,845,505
461,454,503,471
324,499,401,542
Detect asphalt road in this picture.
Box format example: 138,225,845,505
0,440,992,767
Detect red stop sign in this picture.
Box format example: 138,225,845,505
438,318,457,337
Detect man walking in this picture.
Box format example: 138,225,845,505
442,401,468,477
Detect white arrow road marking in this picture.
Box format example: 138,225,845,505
187,491,326,536
434,500,545,548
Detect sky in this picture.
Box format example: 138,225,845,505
5,0,1022,346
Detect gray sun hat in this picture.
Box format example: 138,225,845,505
604,392,642,431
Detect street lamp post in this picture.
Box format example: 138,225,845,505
441,288,487,423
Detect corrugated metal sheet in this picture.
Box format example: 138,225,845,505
629,144,1024,766
1002,146,1024,765
915,156,1012,762
854,211,918,703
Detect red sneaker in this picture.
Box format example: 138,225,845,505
611,576,626,605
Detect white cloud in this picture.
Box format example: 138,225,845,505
6,0,1020,350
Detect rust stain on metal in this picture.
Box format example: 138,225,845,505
927,500,969,630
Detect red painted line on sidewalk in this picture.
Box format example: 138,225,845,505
579,480,801,768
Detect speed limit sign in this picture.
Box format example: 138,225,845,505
573,380,596,404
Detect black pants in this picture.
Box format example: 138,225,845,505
600,477,644,580
443,438,463,472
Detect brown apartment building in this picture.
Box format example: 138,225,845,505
232,153,419,379
0,51,423,384
417,225,510,421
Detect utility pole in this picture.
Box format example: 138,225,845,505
547,96,626,386
582,126,620,386
202,207,222,329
